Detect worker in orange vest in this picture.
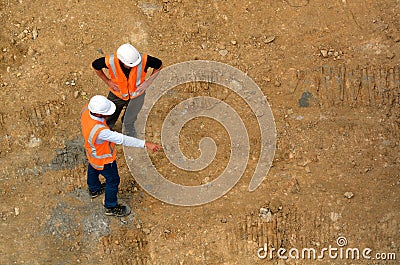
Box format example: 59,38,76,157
92,43,162,136
81,95,162,217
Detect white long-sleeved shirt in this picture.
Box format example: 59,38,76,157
90,113,145,148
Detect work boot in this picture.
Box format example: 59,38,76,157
89,183,106,198
104,204,131,217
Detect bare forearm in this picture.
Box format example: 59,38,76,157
150,64,162,76
94,69,120,92
140,65,163,89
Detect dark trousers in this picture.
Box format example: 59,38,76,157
87,161,120,208
106,92,145,136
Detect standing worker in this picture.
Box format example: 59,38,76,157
92,43,162,136
81,95,162,217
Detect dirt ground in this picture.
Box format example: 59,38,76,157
0,0,399,264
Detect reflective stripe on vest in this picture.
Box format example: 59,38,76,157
108,54,129,98
90,163,105,170
88,124,114,159
81,106,88,115
136,55,143,87
109,54,117,77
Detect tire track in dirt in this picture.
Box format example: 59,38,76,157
226,205,399,262
293,64,400,108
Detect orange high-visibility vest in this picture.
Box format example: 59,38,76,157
81,105,116,170
105,53,148,100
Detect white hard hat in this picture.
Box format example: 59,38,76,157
88,95,116,115
116,43,141,67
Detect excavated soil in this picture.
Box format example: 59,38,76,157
0,0,399,264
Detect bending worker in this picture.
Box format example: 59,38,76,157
92,43,162,136
81,95,162,217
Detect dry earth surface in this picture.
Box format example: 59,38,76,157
0,0,399,264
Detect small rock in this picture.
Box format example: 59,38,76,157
298,91,313,107
274,80,281,87
264,36,276,44
259,207,273,222
330,212,341,222
16,72,22,77
73,91,80,99
218,49,228,57
320,49,328,58
14,207,20,216
200,43,206,49
32,28,38,40
338,127,345,134
230,40,237,45
142,228,151,235
344,192,354,199
81,91,87,96
221,218,227,223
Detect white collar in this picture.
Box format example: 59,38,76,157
89,113,105,122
